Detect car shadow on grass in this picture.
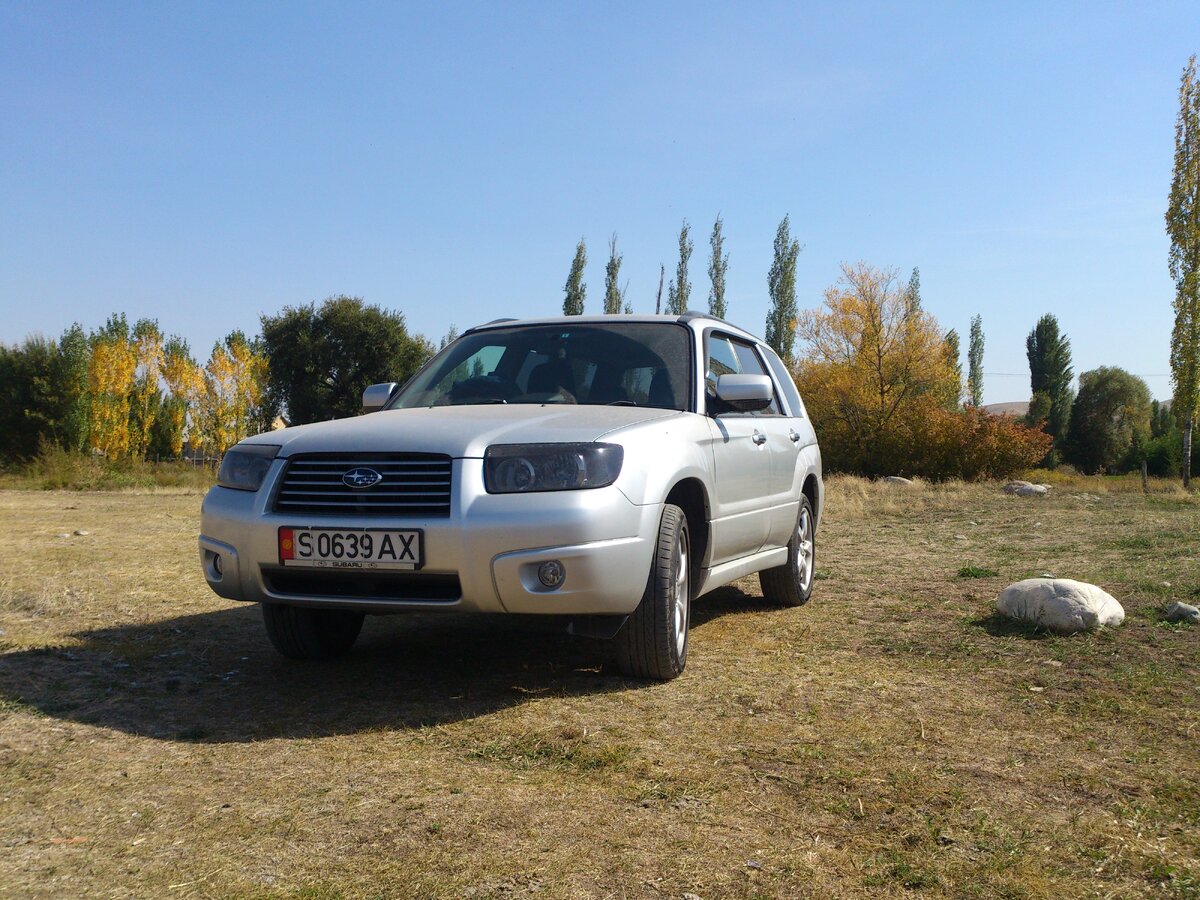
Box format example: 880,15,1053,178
0,587,761,744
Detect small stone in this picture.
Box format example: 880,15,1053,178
1028,686,1044,692
1160,581,1172,588
56,533,71,539
1165,601,1200,624
683,894,702,900
745,860,764,870
73,530,90,536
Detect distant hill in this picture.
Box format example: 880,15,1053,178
983,401,1029,417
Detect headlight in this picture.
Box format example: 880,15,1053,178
484,443,623,493
217,444,280,491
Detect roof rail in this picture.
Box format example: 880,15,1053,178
677,310,724,325
462,317,518,335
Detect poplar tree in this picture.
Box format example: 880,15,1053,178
707,215,729,318
967,314,984,407
765,215,801,366
943,328,963,409
665,220,692,315
603,233,624,314
563,238,587,316
905,267,922,318
1025,313,1074,450
1167,54,1200,487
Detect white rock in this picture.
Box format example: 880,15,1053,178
1166,601,1200,624
1003,481,1050,497
56,533,71,539
996,578,1125,633
882,476,914,486
73,529,90,536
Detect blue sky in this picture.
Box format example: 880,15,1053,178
1,1,1196,403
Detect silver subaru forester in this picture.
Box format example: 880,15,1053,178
199,313,822,679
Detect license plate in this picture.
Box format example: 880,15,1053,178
278,527,423,571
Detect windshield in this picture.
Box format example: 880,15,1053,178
389,322,693,411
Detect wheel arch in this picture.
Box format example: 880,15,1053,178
664,477,710,583
802,473,820,527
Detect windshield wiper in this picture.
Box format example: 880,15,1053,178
606,400,638,406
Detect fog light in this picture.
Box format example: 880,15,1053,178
537,560,565,589
211,553,223,578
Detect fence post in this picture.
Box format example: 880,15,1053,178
1141,460,1148,494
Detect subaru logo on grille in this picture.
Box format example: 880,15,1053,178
342,467,383,489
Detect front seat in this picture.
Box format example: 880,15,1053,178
527,359,577,398
648,369,676,409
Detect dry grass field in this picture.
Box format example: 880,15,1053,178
0,476,1197,898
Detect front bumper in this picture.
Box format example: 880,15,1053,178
199,457,660,615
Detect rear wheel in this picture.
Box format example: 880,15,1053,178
613,504,690,680
760,495,816,606
261,604,364,659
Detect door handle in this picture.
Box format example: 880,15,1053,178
752,431,767,446
789,430,801,443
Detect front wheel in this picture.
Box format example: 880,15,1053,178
261,604,365,659
760,495,816,606
612,504,690,680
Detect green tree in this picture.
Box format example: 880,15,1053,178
904,267,921,318
1167,55,1200,488
1025,313,1074,453
563,238,587,316
54,324,91,452
603,233,625,315
943,328,963,409
707,215,729,318
1063,367,1152,474
967,314,984,407
665,220,692,315
261,296,433,425
1026,392,1052,429
1147,400,1183,476
765,215,801,365
0,337,55,461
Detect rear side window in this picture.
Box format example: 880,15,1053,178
761,345,805,418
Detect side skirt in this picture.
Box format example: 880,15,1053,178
695,546,789,598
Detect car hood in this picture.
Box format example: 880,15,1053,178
253,405,683,459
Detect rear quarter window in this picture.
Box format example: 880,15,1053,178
761,345,806,418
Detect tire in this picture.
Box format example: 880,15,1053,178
261,603,365,660
613,504,691,680
759,495,816,607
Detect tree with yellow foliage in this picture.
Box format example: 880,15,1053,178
795,263,1048,478
87,315,137,457
161,337,204,457
128,319,164,459
198,331,269,456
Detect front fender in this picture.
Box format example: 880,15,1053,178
606,414,716,508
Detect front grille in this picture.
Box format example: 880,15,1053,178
264,569,462,603
273,453,452,517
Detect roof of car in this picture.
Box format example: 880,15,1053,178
465,312,761,343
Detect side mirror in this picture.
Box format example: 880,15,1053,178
362,382,397,413
714,374,774,413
